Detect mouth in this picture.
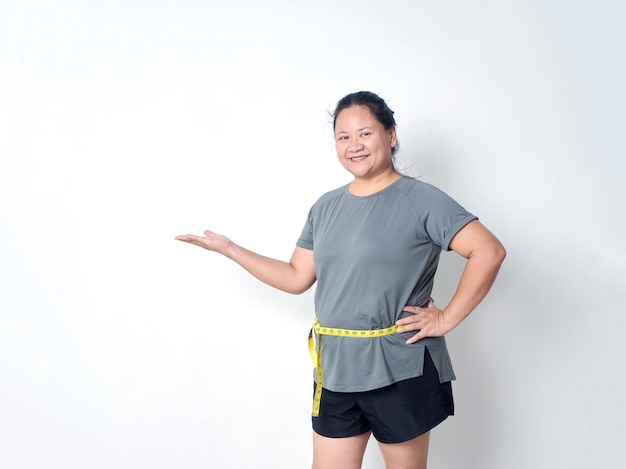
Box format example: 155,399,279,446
349,155,368,162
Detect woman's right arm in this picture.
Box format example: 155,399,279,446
175,230,316,295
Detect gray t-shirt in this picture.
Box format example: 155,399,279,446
296,176,477,392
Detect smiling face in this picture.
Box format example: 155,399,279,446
334,105,398,183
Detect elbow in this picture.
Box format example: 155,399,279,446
473,240,506,268
496,241,506,260
493,242,507,267
284,284,306,295
285,279,316,295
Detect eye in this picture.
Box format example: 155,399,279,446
337,135,349,141
361,131,371,137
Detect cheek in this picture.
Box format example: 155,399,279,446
378,138,392,152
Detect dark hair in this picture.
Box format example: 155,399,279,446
332,91,398,154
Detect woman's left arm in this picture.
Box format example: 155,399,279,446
397,220,506,344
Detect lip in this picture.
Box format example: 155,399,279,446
349,155,368,162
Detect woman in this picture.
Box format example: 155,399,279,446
176,91,506,469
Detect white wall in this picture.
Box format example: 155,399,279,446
1,1,624,467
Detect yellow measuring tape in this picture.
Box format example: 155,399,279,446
308,318,399,417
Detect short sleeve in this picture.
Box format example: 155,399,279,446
421,185,477,251
296,208,314,250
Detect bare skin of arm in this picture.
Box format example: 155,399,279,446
175,230,316,295
396,220,506,344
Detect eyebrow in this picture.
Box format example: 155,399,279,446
335,126,373,134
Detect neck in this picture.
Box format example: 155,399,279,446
349,171,403,196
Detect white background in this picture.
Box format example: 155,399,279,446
1,1,625,468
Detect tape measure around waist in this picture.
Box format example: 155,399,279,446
308,318,399,417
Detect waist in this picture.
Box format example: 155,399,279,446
312,318,399,338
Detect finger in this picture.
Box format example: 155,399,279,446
396,320,422,333
405,331,423,344
401,305,421,315
396,315,419,327
399,307,428,322
175,235,206,246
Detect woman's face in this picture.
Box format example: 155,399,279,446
334,105,397,181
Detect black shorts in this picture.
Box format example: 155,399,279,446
312,348,454,444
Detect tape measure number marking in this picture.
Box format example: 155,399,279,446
308,318,399,417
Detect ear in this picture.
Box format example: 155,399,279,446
389,127,397,148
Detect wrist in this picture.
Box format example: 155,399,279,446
439,308,456,334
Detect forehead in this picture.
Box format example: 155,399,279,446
335,105,379,130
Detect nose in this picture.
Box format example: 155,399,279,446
348,138,364,152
